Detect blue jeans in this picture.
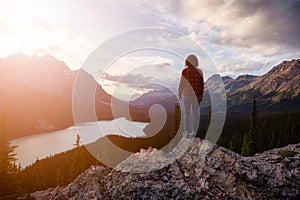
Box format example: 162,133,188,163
181,95,200,132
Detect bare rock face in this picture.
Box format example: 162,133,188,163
228,59,300,106
32,138,300,200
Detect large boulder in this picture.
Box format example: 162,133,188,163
32,138,300,199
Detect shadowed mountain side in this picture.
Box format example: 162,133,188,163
223,74,259,94
225,59,300,114
202,59,300,115
95,85,148,122
129,87,180,121
0,53,75,100
0,53,145,139
1,54,299,139
132,59,300,116
1,85,73,139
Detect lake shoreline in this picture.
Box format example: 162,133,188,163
12,118,148,168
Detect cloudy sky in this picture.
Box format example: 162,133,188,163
1,0,299,97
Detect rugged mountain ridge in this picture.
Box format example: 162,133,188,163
227,59,300,109
1,55,299,138
251,59,300,96
133,59,300,115
0,53,75,99
223,74,259,94
204,59,300,102
32,138,300,199
0,53,122,139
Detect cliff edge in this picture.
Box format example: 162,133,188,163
32,138,300,199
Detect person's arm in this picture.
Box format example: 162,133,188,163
178,70,186,101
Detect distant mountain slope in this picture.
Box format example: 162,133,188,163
227,59,300,113
1,54,299,139
251,59,300,97
0,53,133,139
224,74,259,94
2,85,73,139
130,87,178,118
132,59,300,115
0,53,75,99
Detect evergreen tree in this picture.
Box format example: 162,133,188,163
207,106,212,126
270,131,276,149
70,134,85,181
56,169,64,186
200,106,211,139
241,96,257,156
16,163,22,194
206,106,212,137
32,157,44,191
0,109,18,196
229,140,234,151
170,103,180,140
241,131,252,156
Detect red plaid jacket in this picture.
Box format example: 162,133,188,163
179,67,204,102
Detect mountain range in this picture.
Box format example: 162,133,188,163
0,53,299,139
135,59,300,115
0,53,131,139
224,59,300,114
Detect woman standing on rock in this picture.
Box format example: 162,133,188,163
178,54,204,137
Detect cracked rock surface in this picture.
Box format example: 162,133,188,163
32,138,300,200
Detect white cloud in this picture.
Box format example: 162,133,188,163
1,0,299,78
0,0,167,69
100,55,176,76
172,0,300,56
0,19,99,69
151,0,299,77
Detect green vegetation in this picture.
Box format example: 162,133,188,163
0,108,20,198
241,96,258,156
70,134,85,180
0,132,19,198
169,103,181,140
199,109,300,155
20,139,102,194
1,101,300,198
279,150,298,158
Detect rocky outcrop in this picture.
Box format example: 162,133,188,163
32,138,300,199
